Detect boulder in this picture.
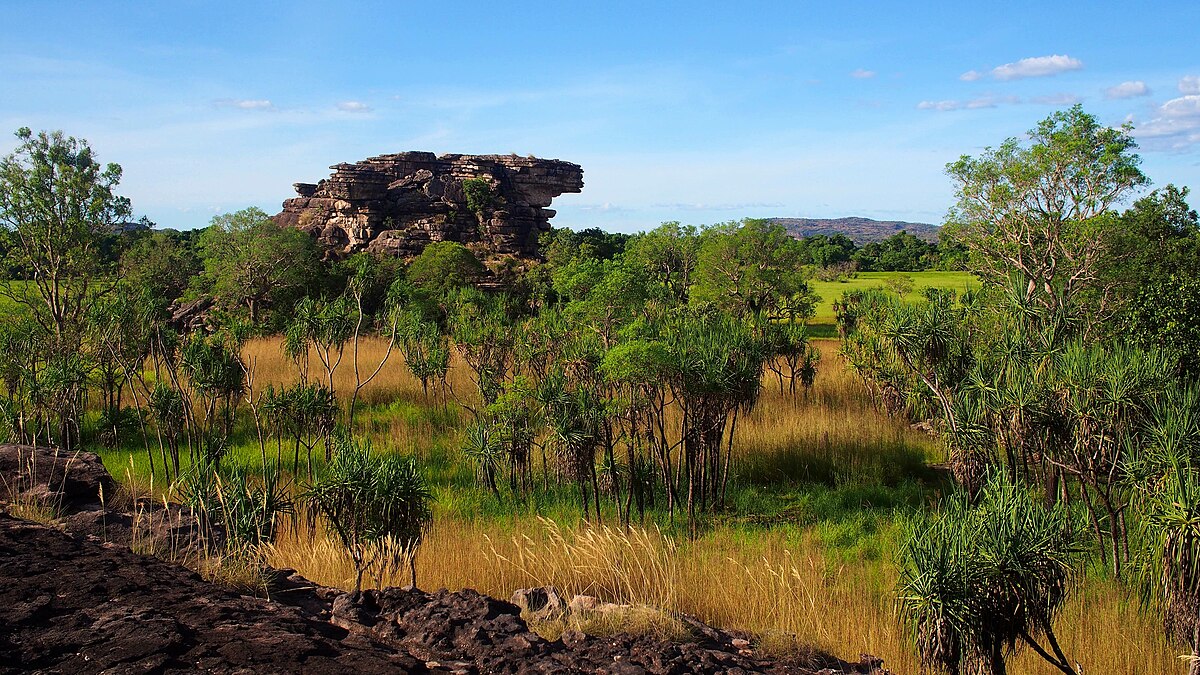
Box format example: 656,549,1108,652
511,585,568,622
0,444,116,510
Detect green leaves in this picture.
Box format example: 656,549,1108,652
897,475,1082,674
300,436,432,592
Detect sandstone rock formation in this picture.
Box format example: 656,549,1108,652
275,152,584,258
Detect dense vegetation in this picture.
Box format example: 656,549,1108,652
1,106,1198,674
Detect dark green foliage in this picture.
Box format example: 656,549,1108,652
461,177,495,215
405,241,485,296
197,207,319,325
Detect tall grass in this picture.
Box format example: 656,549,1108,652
100,336,1181,673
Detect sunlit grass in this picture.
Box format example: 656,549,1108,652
90,334,1182,673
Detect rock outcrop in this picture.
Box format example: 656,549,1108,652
275,152,584,258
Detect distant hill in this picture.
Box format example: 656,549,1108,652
768,217,940,245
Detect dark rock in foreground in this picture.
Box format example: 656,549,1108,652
275,152,584,259
0,446,889,674
0,444,115,509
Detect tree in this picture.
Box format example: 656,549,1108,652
1105,185,1200,375
119,230,200,310
0,128,131,349
944,105,1147,329
301,437,433,593
198,207,318,323
621,222,699,306
692,219,812,320
405,241,484,296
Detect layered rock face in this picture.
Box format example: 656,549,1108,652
275,152,584,258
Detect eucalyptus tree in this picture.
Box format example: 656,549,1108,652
944,105,1147,332
198,207,318,324
301,437,433,593
692,218,812,321
621,221,699,306
0,128,130,351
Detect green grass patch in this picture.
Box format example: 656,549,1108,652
808,270,977,326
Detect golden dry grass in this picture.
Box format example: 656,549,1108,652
247,335,1179,674
266,511,1178,673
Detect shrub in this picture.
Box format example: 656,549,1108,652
300,436,433,593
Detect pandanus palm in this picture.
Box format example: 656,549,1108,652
1130,386,1200,674
300,437,433,594
897,474,1082,675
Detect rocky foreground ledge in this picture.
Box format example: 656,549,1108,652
0,445,889,674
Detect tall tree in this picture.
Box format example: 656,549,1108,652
0,128,131,348
944,105,1147,329
198,207,317,323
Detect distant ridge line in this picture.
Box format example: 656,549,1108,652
767,216,940,245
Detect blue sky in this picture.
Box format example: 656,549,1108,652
2,1,1198,232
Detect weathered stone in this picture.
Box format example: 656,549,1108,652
511,585,568,622
275,151,583,259
0,444,116,509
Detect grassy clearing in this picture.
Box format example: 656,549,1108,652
92,335,1179,674
808,270,977,328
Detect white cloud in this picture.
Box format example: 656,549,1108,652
1029,93,1082,106
650,201,785,211
336,101,372,113
991,54,1083,81
1180,75,1200,94
1134,94,1200,150
215,98,275,111
959,70,982,82
917,100,961,111
917,95,1020,112
850,68,876,79
1104,81,1149,99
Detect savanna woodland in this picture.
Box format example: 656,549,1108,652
4,106,1200,674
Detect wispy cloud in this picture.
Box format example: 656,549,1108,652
650,201,784,211
991,54,1083,80
959,70,983,82
336,101,372,113
1180,75,1200,95
1104,81,1149,99
215,98,275,111
1029,93,1081,106
917,95,1020,111
1135,94,1200,150
850,68,876,79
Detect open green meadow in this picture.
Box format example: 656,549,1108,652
807,271,976,335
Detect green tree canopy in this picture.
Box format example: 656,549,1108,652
945,105,1148,329
405,241,485,296
197,207,318,323
0,127,131,348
